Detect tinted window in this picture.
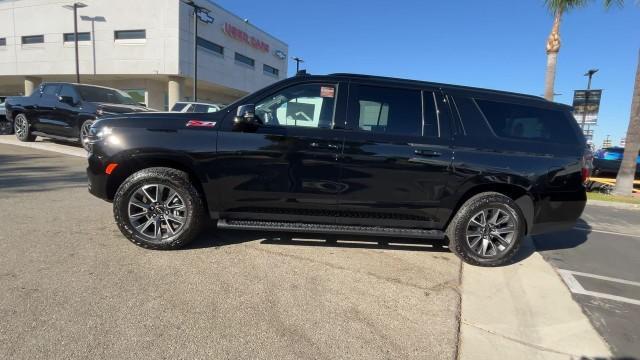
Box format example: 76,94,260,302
58,85,78,101
0,38,6,46
22,35,44,44
349,85,422,137
63,32,91,42
114,30,146,40
235,53,255,67
476,99,578,143
193,104,209,113
255,83,336,128
171,103,188,112
76,85,138,105
42,85,60,96
263,64,279,77
197,37,223,55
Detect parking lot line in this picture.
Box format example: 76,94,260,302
573,226,640,239
558,269,640,306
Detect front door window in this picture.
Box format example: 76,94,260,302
255,83,336,129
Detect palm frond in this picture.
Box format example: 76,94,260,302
544,0,591,13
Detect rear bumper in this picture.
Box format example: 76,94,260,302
530,190,586,235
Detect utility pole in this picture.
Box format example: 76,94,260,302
63,2,87,83
181,0,213,102
292,57,304,73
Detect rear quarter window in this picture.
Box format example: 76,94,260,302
475,99,578,144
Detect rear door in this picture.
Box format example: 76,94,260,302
339,83,454,229
215,81,347,224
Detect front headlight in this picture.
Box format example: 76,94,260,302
96,126,113,139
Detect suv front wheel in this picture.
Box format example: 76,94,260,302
113,167,205,249
446,192,525,267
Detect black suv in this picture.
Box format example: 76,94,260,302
4,82,151,150
87,73,588,266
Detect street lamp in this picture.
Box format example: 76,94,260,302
181,0,213,102
80,15,106,76
62,2,87,83
581,68,599,135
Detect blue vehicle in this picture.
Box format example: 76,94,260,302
592,147,640,177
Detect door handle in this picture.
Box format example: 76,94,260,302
414,149,441,157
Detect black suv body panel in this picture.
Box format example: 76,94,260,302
87,74,587,236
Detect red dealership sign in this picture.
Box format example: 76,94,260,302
223,23,269,53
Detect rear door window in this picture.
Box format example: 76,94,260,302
475,99,578,143
348,84,422,137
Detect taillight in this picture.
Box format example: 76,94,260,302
581,153,592,183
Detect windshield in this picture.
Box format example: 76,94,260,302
76,85,139,106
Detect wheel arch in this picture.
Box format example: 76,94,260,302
105,154,209,213
445,183,534,235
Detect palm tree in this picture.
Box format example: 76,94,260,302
613,50,640,195
543,0,624,101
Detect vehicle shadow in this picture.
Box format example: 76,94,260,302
186,219,595,265
0,153,87,194
531,218,592,252
185,224,451,253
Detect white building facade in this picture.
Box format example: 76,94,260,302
0,0,288,109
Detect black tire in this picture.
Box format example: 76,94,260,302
79,119,94,151
113,167,206,250
0,119,13,135
446,192,525,267
14,113,36,142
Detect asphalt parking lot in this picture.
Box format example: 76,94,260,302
0,143,461,359
535,205,640,357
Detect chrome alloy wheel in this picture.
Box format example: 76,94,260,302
465,208,515,257
15,115,28,138
128,184,187,241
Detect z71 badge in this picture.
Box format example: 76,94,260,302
186,120,217,128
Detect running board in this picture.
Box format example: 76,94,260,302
217,219,445,239
32,132,79,142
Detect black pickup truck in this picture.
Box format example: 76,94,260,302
87,73,588,266
4,82,151,150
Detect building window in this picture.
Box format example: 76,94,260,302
114,30,146,40
63,32,91,42
235,52,255,68
0,38,6,46
263,64,279,77
196,37,223,55
22,35,44,45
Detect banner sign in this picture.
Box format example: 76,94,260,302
572,89,602,125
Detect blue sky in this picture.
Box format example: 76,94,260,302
215,0,639,148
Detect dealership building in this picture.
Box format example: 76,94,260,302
0,0,288,109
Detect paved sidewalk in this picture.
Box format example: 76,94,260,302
459,237,611,360
0,134,86,158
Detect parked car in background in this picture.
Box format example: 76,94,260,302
4,83,152,150
592,147,640,177
86,73,589,267
0,99,10,134
170,101,222,113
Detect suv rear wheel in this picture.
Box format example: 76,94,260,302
14,113,36,142
113,167,205,249
446,192,525,267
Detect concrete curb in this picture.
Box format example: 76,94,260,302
459,237,612,359
587,199,640,210
0,135,85,158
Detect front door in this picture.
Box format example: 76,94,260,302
216,81,346,224
339,83,454,229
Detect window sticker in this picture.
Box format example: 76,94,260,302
320,86,335,98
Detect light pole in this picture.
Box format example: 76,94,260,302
63,2,87,83
181,0,212,102
292,57,304,73
80,15,106,76
581,69,599,136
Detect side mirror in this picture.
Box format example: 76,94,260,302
233,104,260,131
59,95,77,106
138,102,147,107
